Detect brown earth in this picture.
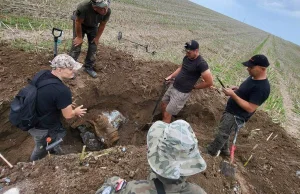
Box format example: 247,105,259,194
0,44,300,194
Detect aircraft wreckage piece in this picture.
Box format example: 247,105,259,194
72,110,126,150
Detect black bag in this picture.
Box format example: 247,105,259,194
154,178,166,194
9,70,61,131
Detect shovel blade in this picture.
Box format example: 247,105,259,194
220,160,236,177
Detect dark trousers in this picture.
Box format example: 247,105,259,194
28,127,66,161
208,112,245,155
69,25,98,69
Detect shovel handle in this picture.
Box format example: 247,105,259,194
0,153,13,168
46,138,63,151
151,81,167,116
230,145,236,164
216,76,225,88
52,28,63,38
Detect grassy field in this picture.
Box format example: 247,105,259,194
1,0,300,126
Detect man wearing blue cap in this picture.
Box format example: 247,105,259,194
162,40,213,123
207,54,271,156
70,0,111,78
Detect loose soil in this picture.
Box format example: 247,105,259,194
0,44,299,194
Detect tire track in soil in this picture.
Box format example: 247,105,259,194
270,37,300,143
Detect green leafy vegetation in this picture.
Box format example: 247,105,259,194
253,35,270,55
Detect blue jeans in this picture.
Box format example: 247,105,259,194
29,127,66,161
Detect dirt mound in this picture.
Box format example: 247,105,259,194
0,44,300,194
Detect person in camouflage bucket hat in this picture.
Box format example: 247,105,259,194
95,120,207,194
147,120,206,179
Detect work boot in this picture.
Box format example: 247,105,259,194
220,148,230,156
220,140,230,156
85,67,97,78
205,146,220,157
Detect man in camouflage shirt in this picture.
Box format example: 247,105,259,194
70,0,111,78
95,120,207,194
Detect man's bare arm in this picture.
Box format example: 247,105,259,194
96,21,107,39
73,18,84,46
194,69,213,89
75,18,84,38
223,88,259,113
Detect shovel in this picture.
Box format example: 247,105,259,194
216,76,225,88
0,153,13,168
140,80,169,130
46,138,63,151
220,116,245,177
52,27,63,57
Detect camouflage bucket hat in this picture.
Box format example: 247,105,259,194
92,0,109,8
50,54,82,70
147,120,207,179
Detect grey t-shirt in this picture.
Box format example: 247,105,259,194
76,0,111,27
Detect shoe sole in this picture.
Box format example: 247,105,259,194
84,70,97,78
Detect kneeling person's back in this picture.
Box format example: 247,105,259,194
36,70,72,131
29,54,87,161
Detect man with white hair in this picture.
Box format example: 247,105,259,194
70,0,111,78
96,120,207,194
28,54,87,161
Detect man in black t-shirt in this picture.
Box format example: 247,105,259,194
207,54,271,156
29,54,87,161
69,0,111,78
161,40,213,123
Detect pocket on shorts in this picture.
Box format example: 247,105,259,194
175,92,190,110
178,92,190,101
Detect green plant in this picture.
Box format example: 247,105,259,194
253,35,269,55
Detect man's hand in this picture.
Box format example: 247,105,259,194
164,76,174,84
74,105,87,117
231,86,239,91
72,101,77,108
164,76,175,84
92,37,100,45
222,88,236,97
73,37,83,47
165,75,173,81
